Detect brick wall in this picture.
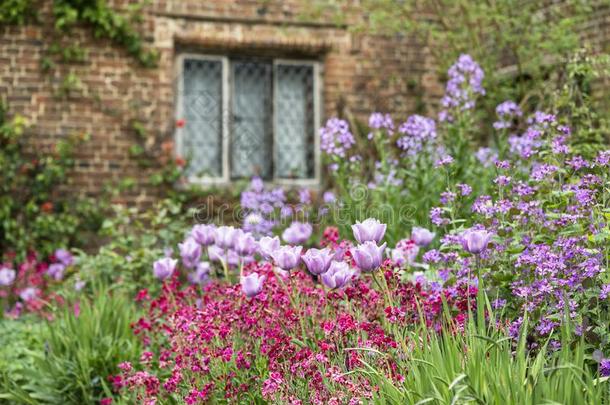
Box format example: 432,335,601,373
1,0,441,204
0,1,607,205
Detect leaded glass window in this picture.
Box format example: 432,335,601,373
176,55,320,184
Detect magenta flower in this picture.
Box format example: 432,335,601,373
461,229,492,254
178,237,202,269
240,273,266,298
351,241,386,272
153,257,177,280
0,266,16,286
411,227,435,247
271,245,303,270
282,222,312,245
301,248,334,275
321,261,356,289
47,263,65,280
258,236,280,260
234,231,257,256
54,248,74,266
214,226,238,249
191,224,216,246
351,218,386,244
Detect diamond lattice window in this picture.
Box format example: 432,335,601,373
176,56,320,184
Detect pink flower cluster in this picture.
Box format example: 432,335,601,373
112,228,475,403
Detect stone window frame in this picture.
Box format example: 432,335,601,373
174,53,322,187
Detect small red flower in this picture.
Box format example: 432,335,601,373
175,156,186,167
41,202,53,213
176,119,186,128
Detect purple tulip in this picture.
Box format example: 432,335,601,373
282,222,312,245
191,224,216,246
240,272,266,298
54,248,74,266
258,236,280,260
301,248,334,275
0,267,16,286
411,227,435,247
153,257,177,280
321,261,356,289
179,237,202,269
351,241,387,272
351,218,386,244
214,226,238,249
271,245,303,270
234,231,257,256
188,262,211,285
47,263,66,281
461,229,492,254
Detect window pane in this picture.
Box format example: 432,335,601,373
230,60,273,180
274,64,315,179
182,58,223,177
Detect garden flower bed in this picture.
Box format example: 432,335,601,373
1,53,610,404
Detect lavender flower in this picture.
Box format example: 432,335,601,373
461,229,492,254
178,237,202,269
240,273,266,298
321,261,355,289
191,224,216,246
320,118,355,158
188,262,211,285
282,222,312,245
396,115,436,156
323,191,336,204
54,248,74,266
493,100,522,129
301,248,334,275
351,218,386,244
475,147,498,167
258,236,280,260
234,231,257,256
271,245,303,270
153,257,177,280
440,54,485,120
368,112,394,134
214,226,238,249
411,227,435,247
351,241,387,272
0,267,16,286
47,263,65,281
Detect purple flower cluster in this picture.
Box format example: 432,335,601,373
440,54,485,121
240,177,286,236
368,112,394,134
320,118,356,158
493,100,522,130
396,115,437,157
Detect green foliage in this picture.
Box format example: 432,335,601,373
76,199,194,294
0,287,141,404
364,315,608,404
0,103,103,261
0,0,35,25
354,0,593,115
52,0,158,67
